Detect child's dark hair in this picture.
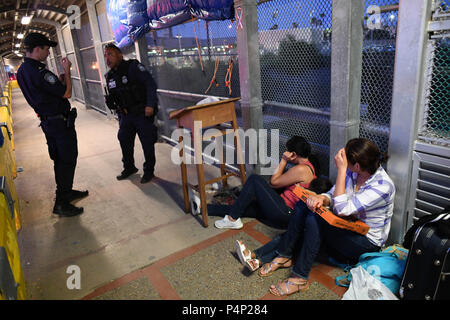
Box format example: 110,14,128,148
286,136,311,158
308,177,333,194
307,154,321,177
286,136,321,176
345,138,388,175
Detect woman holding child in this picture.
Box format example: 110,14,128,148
210,136,331,230
235,138,395,296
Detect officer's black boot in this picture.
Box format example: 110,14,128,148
53,199,83,217
116,167,138,180
67,189,89,203
140,172,154,184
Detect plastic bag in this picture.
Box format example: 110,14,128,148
342,266,399,300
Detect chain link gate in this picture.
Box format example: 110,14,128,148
257,0,332,176
406,0,450,230
419,1,450,146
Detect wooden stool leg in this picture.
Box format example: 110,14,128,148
231,116,247,185
194,126,208,227
196,163,208,227
216,135,228,188
179,134,190,213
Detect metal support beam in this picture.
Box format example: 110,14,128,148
55,26,66,56
387,0,432,244
47,47,58,75
329,0,365,180
62,23,88,105
86,0,112,118
134,36,151,71
234,0,264,175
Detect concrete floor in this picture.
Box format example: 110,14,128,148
10,88,347,300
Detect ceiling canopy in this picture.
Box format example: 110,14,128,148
0,0,84,59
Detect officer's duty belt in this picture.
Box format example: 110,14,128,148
39,114,66,121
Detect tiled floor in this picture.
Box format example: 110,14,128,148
83,220,347,300
10,87,348,301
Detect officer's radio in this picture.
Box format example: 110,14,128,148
104,85,118,111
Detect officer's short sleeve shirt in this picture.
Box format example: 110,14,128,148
17,57,69,116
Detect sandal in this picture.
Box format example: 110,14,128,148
258,257,292,277
235,240,252,266
269,278,309,296
245,258,261,272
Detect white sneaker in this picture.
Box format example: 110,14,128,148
214,215,243,229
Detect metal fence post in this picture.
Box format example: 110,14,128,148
86,0,112,118
329,0,364,180
66,17,89,106
135,37,151,72
234,0,264,175
56,26,67,57
47,47,57,75
387,0,432,244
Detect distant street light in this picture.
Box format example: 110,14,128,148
175,34,182,53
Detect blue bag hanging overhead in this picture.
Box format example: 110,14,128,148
107,0,235,49
107,0,132,48
127,0,150,41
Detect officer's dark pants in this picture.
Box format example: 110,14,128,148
118,114,157,174
40,118,78,202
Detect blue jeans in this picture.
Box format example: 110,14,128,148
254,201,380,279
219,174,292,229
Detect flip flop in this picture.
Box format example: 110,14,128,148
245,258,261,272
269,279,309,296
235,240,252,266
258,258,292,277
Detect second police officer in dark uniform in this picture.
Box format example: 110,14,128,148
103,43,158,183
17,33,88,217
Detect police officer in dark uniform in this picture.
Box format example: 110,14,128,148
17,33,88,217
103,43,158,183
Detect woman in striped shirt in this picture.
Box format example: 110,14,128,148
236,138,395,296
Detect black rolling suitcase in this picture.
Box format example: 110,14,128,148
400,212,450,300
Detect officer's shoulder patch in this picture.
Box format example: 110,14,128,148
137,63,146,72
43,72,57,84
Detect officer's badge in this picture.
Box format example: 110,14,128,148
138,63,146,72
44,73,57,84
108,80,116,89
122,75,128,84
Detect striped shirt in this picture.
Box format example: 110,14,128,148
321,166,395,247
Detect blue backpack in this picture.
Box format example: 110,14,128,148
336,245,409,295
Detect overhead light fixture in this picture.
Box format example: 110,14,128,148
17,53,23,57
17,33,24,39
21,16,32,25
15,43,20,48
14,50,19,54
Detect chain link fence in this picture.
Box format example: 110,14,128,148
359,0,398,154
419,1,449,146
146,19,240,98
145,18,241,144
257,0,332,176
